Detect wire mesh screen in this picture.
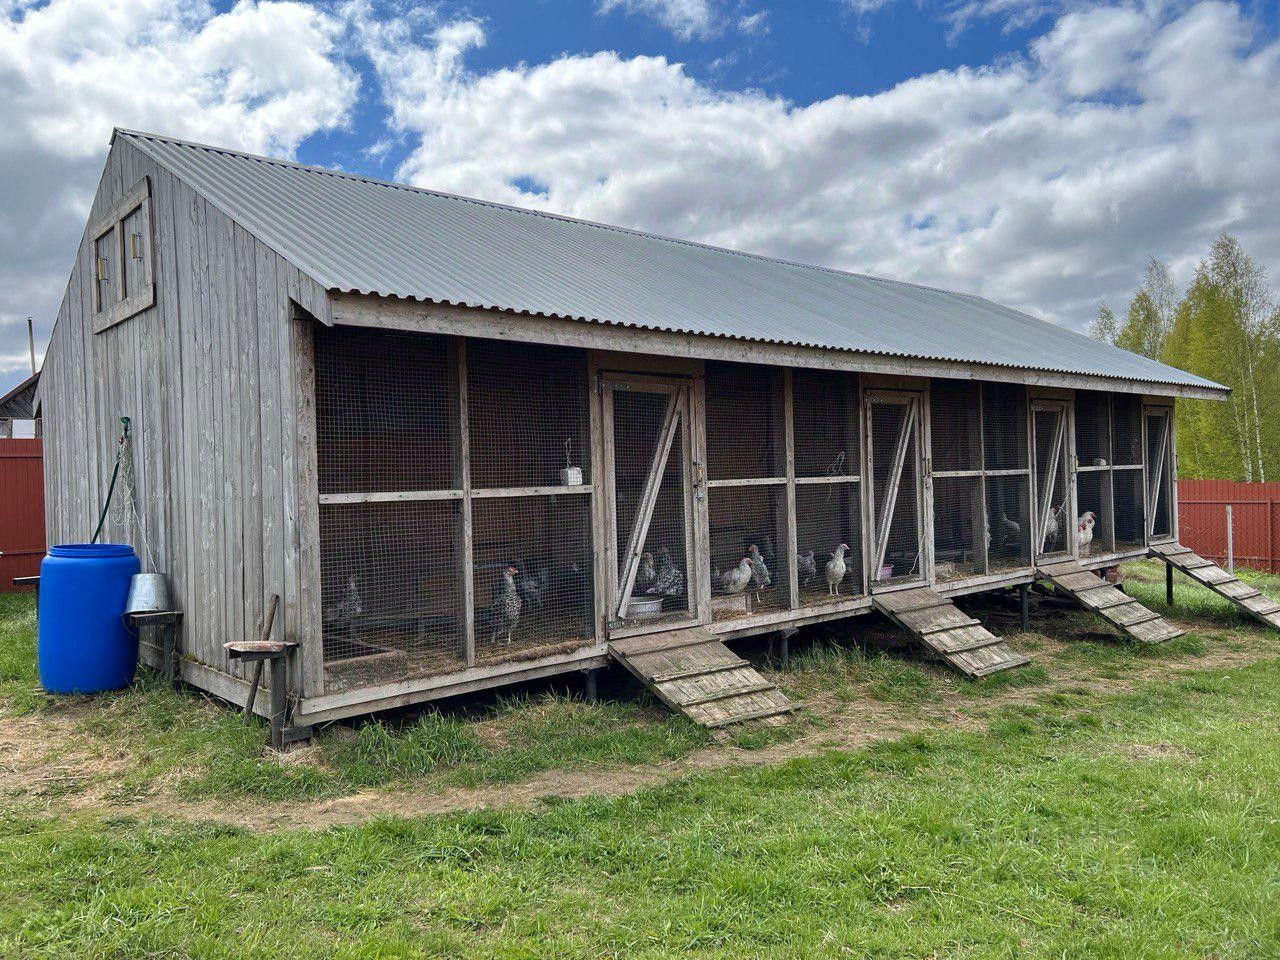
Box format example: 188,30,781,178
704,362,785,480
986,475,1031,570
1033,408,1071,555
869,398,923,583
1074,469,1113,557
320,501,463,692
1075,391,1111,467
1113,467,1145,549
1112,394,1142,465
795,482,862,603
708,485,788,619
611,388,692,622
471,495,594,661
467,340,590,488
1146,413,1173,538
933,476,984,581
930,380,982,472
316,327,458,493
983,383,1028,471
793,368,859,478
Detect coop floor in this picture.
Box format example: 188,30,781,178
3,563,1280,957
323,610,595,694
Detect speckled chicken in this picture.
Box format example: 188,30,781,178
478,566,521,644
796,550,817,588
717,557,753,595
746,544,771,602
324,575,362,632
635,552,657,595
650,547,685,597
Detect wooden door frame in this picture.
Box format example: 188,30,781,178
598,372,703,637
1030,399,1076,561
863,387,927,590
1142,403,1176,544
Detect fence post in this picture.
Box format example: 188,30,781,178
1225,503,1234,575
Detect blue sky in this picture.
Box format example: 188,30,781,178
2,0,1280,397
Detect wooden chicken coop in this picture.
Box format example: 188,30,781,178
37,130,1233,731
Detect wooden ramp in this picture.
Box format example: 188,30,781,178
871,586,1030,677
1037,558,1182,643
1152,542,1280,630
610,628,799,728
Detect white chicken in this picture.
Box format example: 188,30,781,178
718,557,753,595
825,543,849,596
1040,505,1063,550
1077,511,1096,556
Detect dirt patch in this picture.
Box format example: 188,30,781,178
1121,742,1196,762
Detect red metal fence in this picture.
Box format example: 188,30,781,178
1178,479,1280,574
0,438,44,591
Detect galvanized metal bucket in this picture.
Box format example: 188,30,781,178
124,572,171,615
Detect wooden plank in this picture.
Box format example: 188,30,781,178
1036,558,1082,575
1099,602,1159,628
1127,618,1182,644
1150,541,1192,557
666,678,776,707
1215,580,1260,600
1075,585,1133,611
610,627,717,658
1187,565,1236,586
898,604,977,633
1238,594,1280,616
922,624,1001,654
1047,571,1108,592
872,586,947,615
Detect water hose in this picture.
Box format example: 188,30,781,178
92,417,131,544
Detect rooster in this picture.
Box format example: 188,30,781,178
825,543,849,596
477,566,521,644
1077,511,1096,556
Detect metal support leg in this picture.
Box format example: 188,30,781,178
269,656,287,751
1019,582,1030,631
1166,560,1174,607
583,668,599,703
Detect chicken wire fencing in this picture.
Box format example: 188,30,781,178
704,362,786,480
471,495,593,660
1033,406,1071,557
793,368,859,479
1146,410,1174,540
794,482,862,603
983,383,1032,571
868,395,923,584
930,380,983,581
608,385,693,625
316,330,596,694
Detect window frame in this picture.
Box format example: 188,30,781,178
90,177,155,333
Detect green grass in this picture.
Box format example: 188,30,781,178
3,657,1280,957
1123,558,1280,627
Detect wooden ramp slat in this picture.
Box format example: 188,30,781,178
872,586,1029,677
1038,559,1181,644
1156,547,1280,630
610,627,798,728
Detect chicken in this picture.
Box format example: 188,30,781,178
1040,505,1063,549
635,552,657,595
477,566,521,644
650,547,685,597
746,543,771,602
323,574,363,635
998,513,1022,544
516,563,549,613
796,550,817,588
825,543,849,596
1077,511,1096,556
718,557,753,595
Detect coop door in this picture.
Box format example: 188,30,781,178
866,392,924,586
1145,408,1174,542
1032,403,1072,558
603,377,696,625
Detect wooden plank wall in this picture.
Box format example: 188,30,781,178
39,138,329,702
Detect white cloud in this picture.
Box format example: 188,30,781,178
597,0,716,40
363,1,1280,336
0,0,359,392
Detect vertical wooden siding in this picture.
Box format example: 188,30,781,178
39,138,328,701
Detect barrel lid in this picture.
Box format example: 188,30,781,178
49,543,136,558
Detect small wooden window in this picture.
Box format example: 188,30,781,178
90,177,155,333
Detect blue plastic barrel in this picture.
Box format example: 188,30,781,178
37,543,141,694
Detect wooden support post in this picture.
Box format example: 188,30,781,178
1019,582,1030,631
778,627,795,669
269,655,287,751
583,667,599,703
1166,559,1174,607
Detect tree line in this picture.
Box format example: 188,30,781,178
1089,235,1279,482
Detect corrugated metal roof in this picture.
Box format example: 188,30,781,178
118,129,1226,395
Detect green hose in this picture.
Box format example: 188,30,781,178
92,417,130,544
